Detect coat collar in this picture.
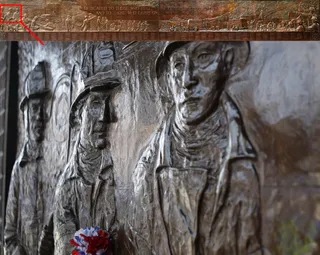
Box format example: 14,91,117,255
155,92,256,169
66,135,114,183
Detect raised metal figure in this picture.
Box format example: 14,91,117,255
53,42,120,255
130,41,265,254
4,62,51,255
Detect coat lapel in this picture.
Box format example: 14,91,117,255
209,93,257,238
151,93,257,254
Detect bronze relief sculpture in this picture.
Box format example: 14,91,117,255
7,41,320,255
130,41,266,255
53,42,120,255
4,62,51,255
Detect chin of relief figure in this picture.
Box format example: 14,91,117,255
70,227,113,255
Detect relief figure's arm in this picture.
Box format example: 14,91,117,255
53,182,77,255
229,159,263,255
4,163,27,255
129,133,160,254
130,152,153,250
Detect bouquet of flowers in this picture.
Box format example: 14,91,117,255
70,227,112,255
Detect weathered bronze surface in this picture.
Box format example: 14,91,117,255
3,41,320,255
54,42,119,255
129,42,263,254
129,41,265,255
4,62,52,255
0,0,319,34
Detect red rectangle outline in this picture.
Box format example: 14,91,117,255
0,4,23,24
0,4,43,45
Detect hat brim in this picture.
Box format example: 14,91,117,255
155,41,250,79
19,89,51,111
155,41,189,80
69,77,121,128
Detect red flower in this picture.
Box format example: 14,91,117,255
80,231,112,255
70,239,80,247
70,227,112,255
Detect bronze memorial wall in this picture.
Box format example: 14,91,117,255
3,41,320,255
0,41,10,253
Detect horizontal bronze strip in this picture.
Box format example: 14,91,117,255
0,32,319,41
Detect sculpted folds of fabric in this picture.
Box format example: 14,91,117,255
4,41,320,255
